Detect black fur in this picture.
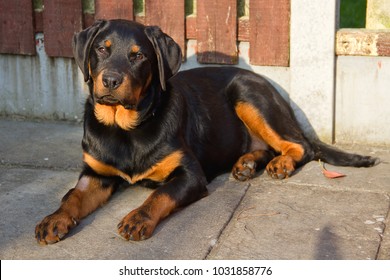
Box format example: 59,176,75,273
35,19,379,244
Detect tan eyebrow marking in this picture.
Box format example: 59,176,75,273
104,40,112,48
131,44,140,53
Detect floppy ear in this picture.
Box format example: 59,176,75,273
72,20,107,82
144,26,182,91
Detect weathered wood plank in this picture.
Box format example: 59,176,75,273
187,16,249,42
34,11,44,33
336,29,390,57
43,0,83,57
197,0,238,64
249,0,290,66
145,0,186,58
238,17,250,42
0,0,36,55
95,0,134,20
83,13,96,28
185,15,197,40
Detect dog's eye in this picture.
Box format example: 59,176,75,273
130,52,144,62
97,46,107,55
136,53,144,60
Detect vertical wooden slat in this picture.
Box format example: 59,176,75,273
43,0,83,57
83,13,96,28
0,0,35,55
95,0,134,20
145,0,186,59
34,11,44,33
185,16,197,40
249,0,290,66
197,0,238,64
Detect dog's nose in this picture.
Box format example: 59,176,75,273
102,72,123,90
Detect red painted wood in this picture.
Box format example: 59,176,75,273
95,0,134,20
83,13,96,28
185,16,197,40
43,0,83,57
249,0,290,66
197,0,238,64
34,11,44,33
0,0,291,65
0,0,36,55
145,0,186,59
238,17,250,42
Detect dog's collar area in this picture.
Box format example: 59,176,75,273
123,104,137,110
137,87,162,126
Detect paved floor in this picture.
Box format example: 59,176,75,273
0,119,389,260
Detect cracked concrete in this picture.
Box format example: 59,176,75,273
0,119,389,259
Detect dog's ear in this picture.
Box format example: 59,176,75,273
72,20,107,82
144,26,182,91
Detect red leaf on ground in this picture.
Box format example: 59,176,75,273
318,160,346,179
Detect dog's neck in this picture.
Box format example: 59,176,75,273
136,84,162,126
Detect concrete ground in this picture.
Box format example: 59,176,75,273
0,118,389,260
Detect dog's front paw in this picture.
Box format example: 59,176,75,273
117,208,157,241
35,211,78,245
266,155,295,179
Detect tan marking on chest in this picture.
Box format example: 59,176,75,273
94,103,139,130
83,151,183,184
83,152,132,183
131,150,183,183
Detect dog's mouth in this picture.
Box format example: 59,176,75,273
97,95,120,105
96,95,137,110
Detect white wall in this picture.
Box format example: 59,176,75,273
336,56,390,146
0,34,86,121
290,0,338,143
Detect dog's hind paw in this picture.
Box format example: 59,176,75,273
266,155,295,179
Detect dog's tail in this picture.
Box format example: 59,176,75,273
310,140,380,167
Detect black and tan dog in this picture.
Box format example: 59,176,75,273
35,19,379,244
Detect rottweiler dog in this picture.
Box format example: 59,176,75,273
35,19,379,244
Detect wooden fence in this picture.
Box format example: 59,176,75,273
0,0,290,66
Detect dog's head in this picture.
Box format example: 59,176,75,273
72,19,182,109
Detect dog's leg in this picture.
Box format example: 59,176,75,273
235,102,311,179
35,175,116,245
117,160,208,241
117,191,176,241
232,150,275,181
